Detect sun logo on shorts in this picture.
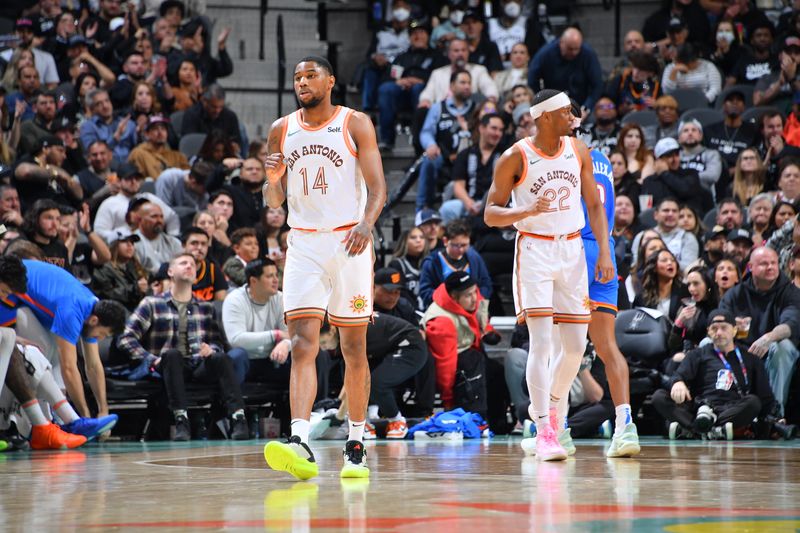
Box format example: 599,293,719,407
583,295,593,311
349,295,369,314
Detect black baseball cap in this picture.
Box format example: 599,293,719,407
667,16,686,32
462,8,483,23
444,271,476,293
707,309,736,326
118,163,144,180
374,267,404,290
726,228,752,243
704,224,727,242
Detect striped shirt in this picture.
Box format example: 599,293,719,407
661,59,721,103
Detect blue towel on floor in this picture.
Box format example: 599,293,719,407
407,409,492,439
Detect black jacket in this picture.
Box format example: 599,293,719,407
181,102,242,146
366,312,426,361
719,273,800,346
383,46,447,84
673,342,778,416
641,168,713,215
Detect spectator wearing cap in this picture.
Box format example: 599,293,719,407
415,208,443,251
0,18,59,89
419,218,492,307
52,115,88,177
155,159,211,218
17,90,57,156
701,224,728,266
727,21,777,87
580,96,620,157
376,20,447,151
606,50,662,117
79,88,138,165
374,267,418,325
133,201,183,274
719,246,800,418
642,138,712,215
417,38,498,108
181,84,242,149
13,135,83,210
128,115,189,180
170,18,233,87
512,102,534,140
494,44,530,96
632,197,699,271
725,228,755,269
678,119,723,198
78,140,116,202
662,43,722,103
94,163,180,243
439,113,505,224
704,90,758,172
527,27,603,111
91,228,148,311
460,8,503,74
642,1,710,57
4,65,41,123
753,37,800,108
659,16,691,63
362,1,411,112
421,271,503,417
487,1,526,68
653,308,778,440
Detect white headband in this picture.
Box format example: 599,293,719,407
529,92,571,120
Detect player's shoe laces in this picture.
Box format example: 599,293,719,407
30,423,87,450
606,423,641,457
264,436,319,480
61,415,119,440
385,419,408,439
341,440,370,478
535,425,567,461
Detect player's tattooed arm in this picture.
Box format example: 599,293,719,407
484,146,549,227
263,116,288,208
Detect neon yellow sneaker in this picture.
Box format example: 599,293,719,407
606,423,641,458
340,440,369,478
264,436,319,480
0,439,7,452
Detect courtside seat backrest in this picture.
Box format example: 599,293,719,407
615,308,670,368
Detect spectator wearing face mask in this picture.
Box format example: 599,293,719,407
487,0,527,68
361,1,411,112
430,2,467,49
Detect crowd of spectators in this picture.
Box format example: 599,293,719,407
0,0,799,445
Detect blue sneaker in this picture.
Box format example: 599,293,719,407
61,415,118,440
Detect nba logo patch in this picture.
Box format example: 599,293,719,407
715,369,733,391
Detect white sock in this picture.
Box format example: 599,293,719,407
615,404,632,435
291,418,310,443
389,411,405,422
22,399,49,426
367,404,379,420
348,419,365,443
38,371,80,423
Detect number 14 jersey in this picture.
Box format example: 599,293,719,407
512,136,585,236
281,105,366,231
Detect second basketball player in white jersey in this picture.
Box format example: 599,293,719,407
485,89,613,461
262,57,386,480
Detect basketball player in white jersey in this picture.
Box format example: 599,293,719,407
262,56,386,480
485,89,613,461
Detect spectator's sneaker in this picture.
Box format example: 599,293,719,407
599,419,613,439
30,423,87,450
320,419,349,440
511,420,524,435
61,415,118,441
341,440,369,478
173,415,191,442
535,426,567,462
693,405,716,433
606,423,641,458
708,422,734,441
386,419,408,439
231,415,250,440
264,436,319,480
668,421,695,440
522,419,536,438
364,422,376,440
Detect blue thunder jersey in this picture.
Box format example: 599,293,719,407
581,149,615,241
582,149,619,313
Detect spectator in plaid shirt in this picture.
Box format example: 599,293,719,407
118,252,249,441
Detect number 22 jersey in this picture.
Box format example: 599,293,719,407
511,136,585,236
280,105,366,231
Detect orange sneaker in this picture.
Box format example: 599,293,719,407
364,422,376,440
30,423,88,450
386,419,408,439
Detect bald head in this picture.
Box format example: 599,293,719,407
750,246,780,289
139,202,165,239
559,28,583,61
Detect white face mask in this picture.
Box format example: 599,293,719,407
393,8,410,22
504,2,521,18
450,10,464,25
717,31,735,44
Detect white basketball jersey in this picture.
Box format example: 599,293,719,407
512,136,585,235
281,106,365,231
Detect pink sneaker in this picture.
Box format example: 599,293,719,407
535,425,567,461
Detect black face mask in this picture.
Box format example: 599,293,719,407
596,117,616,127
